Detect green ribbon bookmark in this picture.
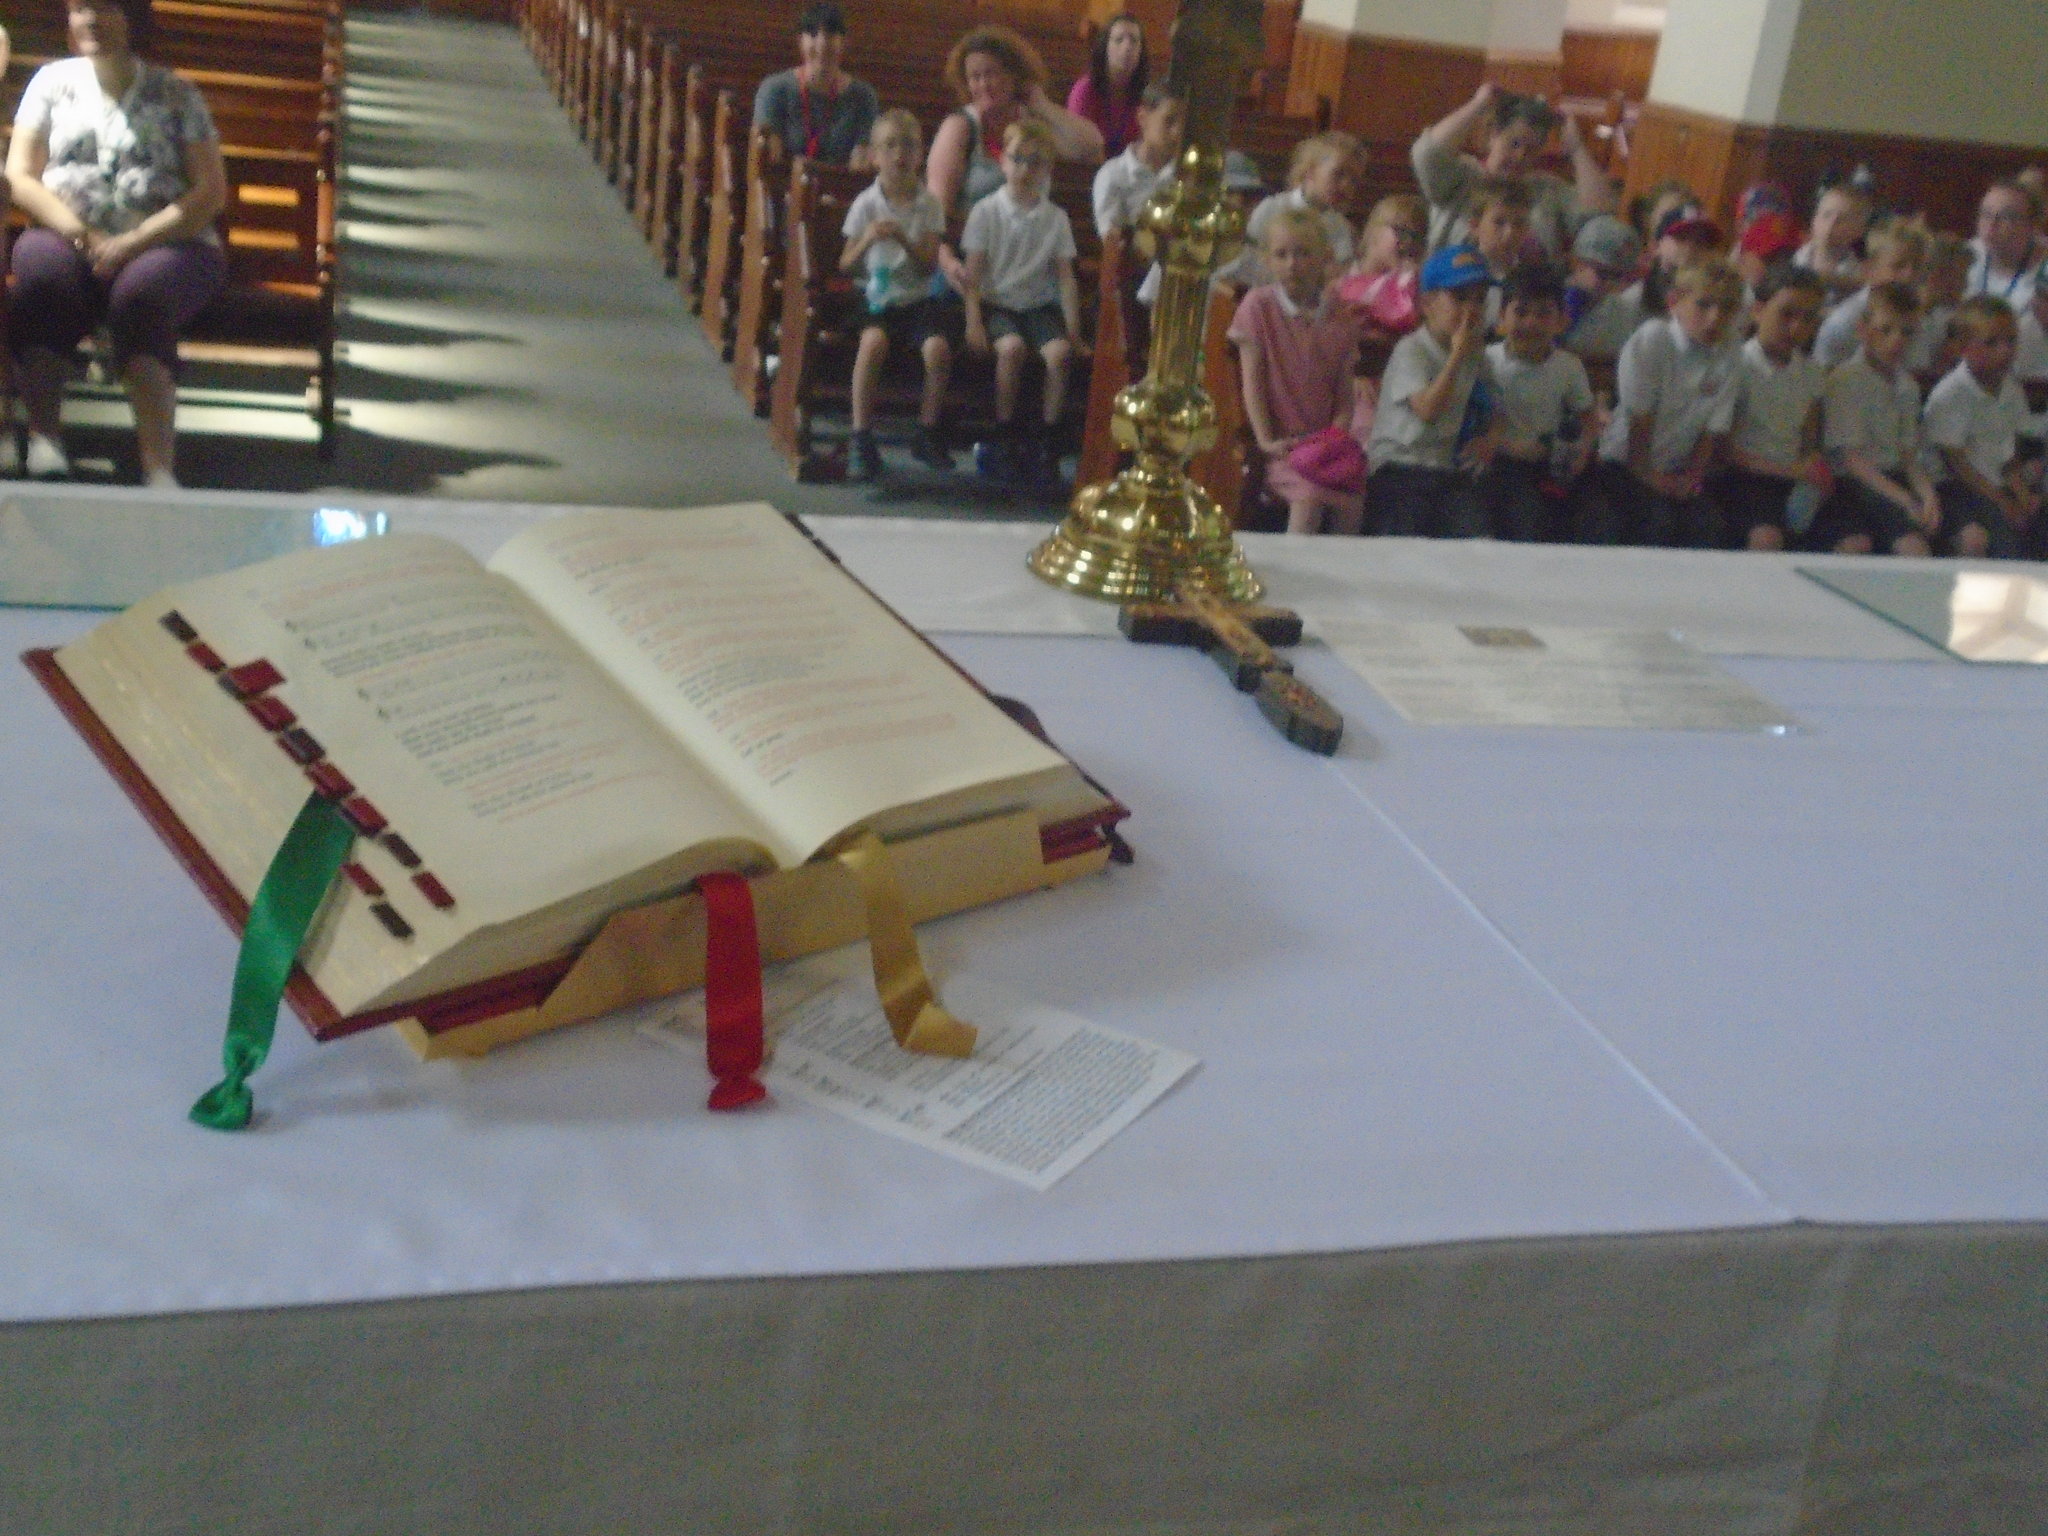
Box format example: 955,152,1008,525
190,793,356,1132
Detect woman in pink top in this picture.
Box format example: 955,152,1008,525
1065,13,1146,159
1230,206,1367,534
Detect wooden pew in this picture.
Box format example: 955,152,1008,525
697,87,744,356
184,137,339,455
730,124,786,414
768,155,1101,479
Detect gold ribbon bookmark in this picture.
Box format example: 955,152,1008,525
836,831,977,1058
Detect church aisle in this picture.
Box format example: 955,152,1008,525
161,13,1015,518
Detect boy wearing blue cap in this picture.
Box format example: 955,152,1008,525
1366,243,1499,537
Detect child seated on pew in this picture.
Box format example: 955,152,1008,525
1923,296,2041,558
1229,206,1366,535
1908,233,1971,376
1811,281,1940,557
1365,244,1499,539
1717,264,1831,551
1232,132,1361,286
1336,193,1425,340
1812,220,1927,370
1586,258,1745,546
1561,215,1646,367
962,119,1086,489
1480,263,1597,542
1466,177,1536,330
2015,281,2048,395
1794,182,1873,309
841,110,955,480
1091,84,1184,239
1092,84,1184,374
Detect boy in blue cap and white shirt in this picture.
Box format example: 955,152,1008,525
1367,243,1499,537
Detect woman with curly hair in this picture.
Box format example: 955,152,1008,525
6,0,227,485
927,24,1103,221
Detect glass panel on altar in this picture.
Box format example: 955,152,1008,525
1802,567,2048,663
0,492,388,610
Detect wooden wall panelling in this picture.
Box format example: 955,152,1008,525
1560,28,1658,103
1483,51,1563,102
1627,101,2048,238
1622,102,1767,228
1285,24,1486,144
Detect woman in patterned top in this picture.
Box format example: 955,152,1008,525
5,0,227,485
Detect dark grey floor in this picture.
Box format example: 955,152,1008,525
56,14,1060,523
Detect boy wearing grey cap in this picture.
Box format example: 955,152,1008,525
1563,215,1647,365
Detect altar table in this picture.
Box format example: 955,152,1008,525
2,486,2043,1535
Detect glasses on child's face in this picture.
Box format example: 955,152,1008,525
1008,152,1050,171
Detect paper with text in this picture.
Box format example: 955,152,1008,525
642,950,1198,1190
1323,622,1799,732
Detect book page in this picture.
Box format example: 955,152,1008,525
58,534,778,1013
488,506,1076,863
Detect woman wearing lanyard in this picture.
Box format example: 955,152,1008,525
6,0,227,487
752,3,878,170
1968,180,2044,313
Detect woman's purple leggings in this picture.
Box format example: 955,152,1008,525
9,228,228,371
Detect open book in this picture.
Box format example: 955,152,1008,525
32,504,1122,1047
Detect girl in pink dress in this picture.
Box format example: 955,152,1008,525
1229,207,1367,535
1337,193,1426,342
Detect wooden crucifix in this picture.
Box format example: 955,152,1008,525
1120,586,1345,755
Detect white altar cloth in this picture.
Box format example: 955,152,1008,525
3,491,2042,1328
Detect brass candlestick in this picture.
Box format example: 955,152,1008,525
1028,0,1264,604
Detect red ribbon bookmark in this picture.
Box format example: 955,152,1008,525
696,872,768,1111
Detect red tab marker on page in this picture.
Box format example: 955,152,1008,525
339,797,387,836
186,642,225,673
220,660,286,698
411,872,456,910
245,695,296,731
304,762,353,799
696,872,767,1111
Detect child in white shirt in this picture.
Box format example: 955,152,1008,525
1794,184,1872,309
1091,85,1183,239
1480,263,1596,542
1812,220,1927,370
1092,85,1183,375
1924,296,2041,558
840,110,954,480
1561,215,1646,366
1466,177,1534,332
1813,282,1940,556
962,119,1084,489
2015,282,2048,391
1718,265,1830,550
1908,233,1972,378
1589,257,1745,546
1231,132,1360,288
